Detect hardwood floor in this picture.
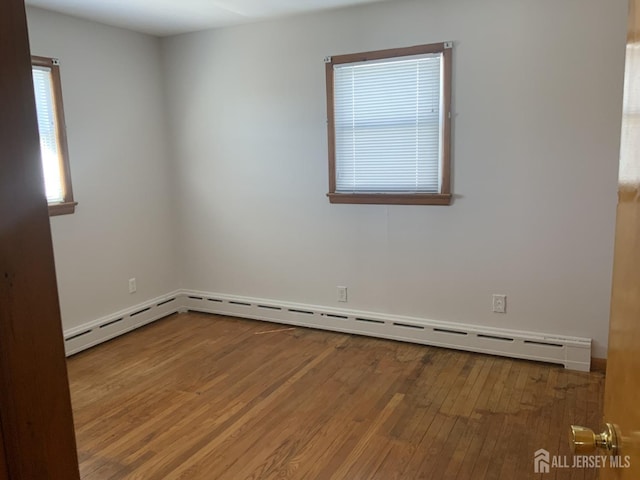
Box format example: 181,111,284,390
68,312,604,479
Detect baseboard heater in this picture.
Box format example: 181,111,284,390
63,290,592,372
63,292,182,356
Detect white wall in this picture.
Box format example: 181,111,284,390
27,7,178,330
162,0,627,358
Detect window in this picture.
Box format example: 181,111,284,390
31,56,76,216
325,42,452,205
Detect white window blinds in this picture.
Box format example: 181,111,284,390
32,65,64,203
333,53,443,194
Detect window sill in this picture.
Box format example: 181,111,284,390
327,193,452,205
48,201,77,216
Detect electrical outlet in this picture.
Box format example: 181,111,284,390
337,286,348,302
129,278,137,294
492,294,506,313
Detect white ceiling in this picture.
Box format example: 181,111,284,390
25,0,390,37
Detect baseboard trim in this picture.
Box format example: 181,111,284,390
63,289,593,372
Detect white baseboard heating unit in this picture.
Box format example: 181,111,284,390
63,290,592,372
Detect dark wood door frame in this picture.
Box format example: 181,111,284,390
0,0,80,478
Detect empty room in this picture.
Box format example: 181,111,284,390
2,0,639,478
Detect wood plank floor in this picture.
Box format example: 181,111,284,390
67,312,605,479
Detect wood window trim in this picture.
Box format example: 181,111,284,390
325,42,453,206
48,201,77,216
31,55,77,216
327,193,452,205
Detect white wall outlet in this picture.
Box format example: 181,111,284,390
337,286,348,302
129,278,137,294
492,294,506,313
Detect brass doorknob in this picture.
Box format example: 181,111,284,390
570,423,620,455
